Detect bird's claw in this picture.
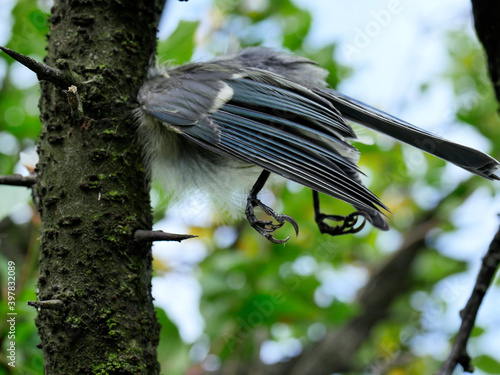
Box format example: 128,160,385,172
246,197,299,244
315,211,370,236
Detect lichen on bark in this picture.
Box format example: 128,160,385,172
35,1,166,373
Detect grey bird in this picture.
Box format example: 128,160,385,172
135,47,500,243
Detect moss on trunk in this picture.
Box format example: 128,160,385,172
35,1,166,373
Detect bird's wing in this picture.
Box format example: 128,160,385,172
138,66,389,221
317,89,500,180
226,47,500,180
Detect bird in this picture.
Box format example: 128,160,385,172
135,47,500,243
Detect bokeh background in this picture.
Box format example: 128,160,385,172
1,0,500,374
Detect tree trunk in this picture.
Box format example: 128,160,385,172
35,0,165,373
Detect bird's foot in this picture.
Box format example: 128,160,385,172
245,196,299,244
315,211,370,236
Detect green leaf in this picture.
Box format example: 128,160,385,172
281,3,311,51
156,308,189,375
412,249,467,286
473,355,500,374
8,0,49,57
470,325,485,338
157,21,199,65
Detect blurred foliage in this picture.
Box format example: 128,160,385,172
157,20,199,65
1,0,499,375
156,308,189,374
0,0,45,373
447,30,500,153
473,355,500,374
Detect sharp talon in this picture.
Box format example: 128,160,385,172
282,215,299,236
265,234,291,244
246,197,299,243
246,170,299,243
315,211,370,236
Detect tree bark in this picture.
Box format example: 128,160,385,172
35,0,165,373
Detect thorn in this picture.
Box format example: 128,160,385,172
0,174,36,187
0,46,74,88
27,299,63,310
134,229,198,242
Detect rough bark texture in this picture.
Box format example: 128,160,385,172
35,0,165,373
472,0,500,104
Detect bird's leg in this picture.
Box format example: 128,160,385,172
246,170,299,244
313,190,370,235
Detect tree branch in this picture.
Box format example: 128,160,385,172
436,225,500,375
27,299,64,310
134,229,197,242
0,46,74,88
433,4,500,373
0,174,36,187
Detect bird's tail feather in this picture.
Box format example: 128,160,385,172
319,89,500,181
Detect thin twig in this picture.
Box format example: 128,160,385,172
134,229,197,242
0,174,36,187
27,299,64,310
436,225,500,375
0,46,74,88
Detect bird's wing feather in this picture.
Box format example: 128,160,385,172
139,67,389,217
209,108,386,210
318,89,500,180
227,47,500,180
